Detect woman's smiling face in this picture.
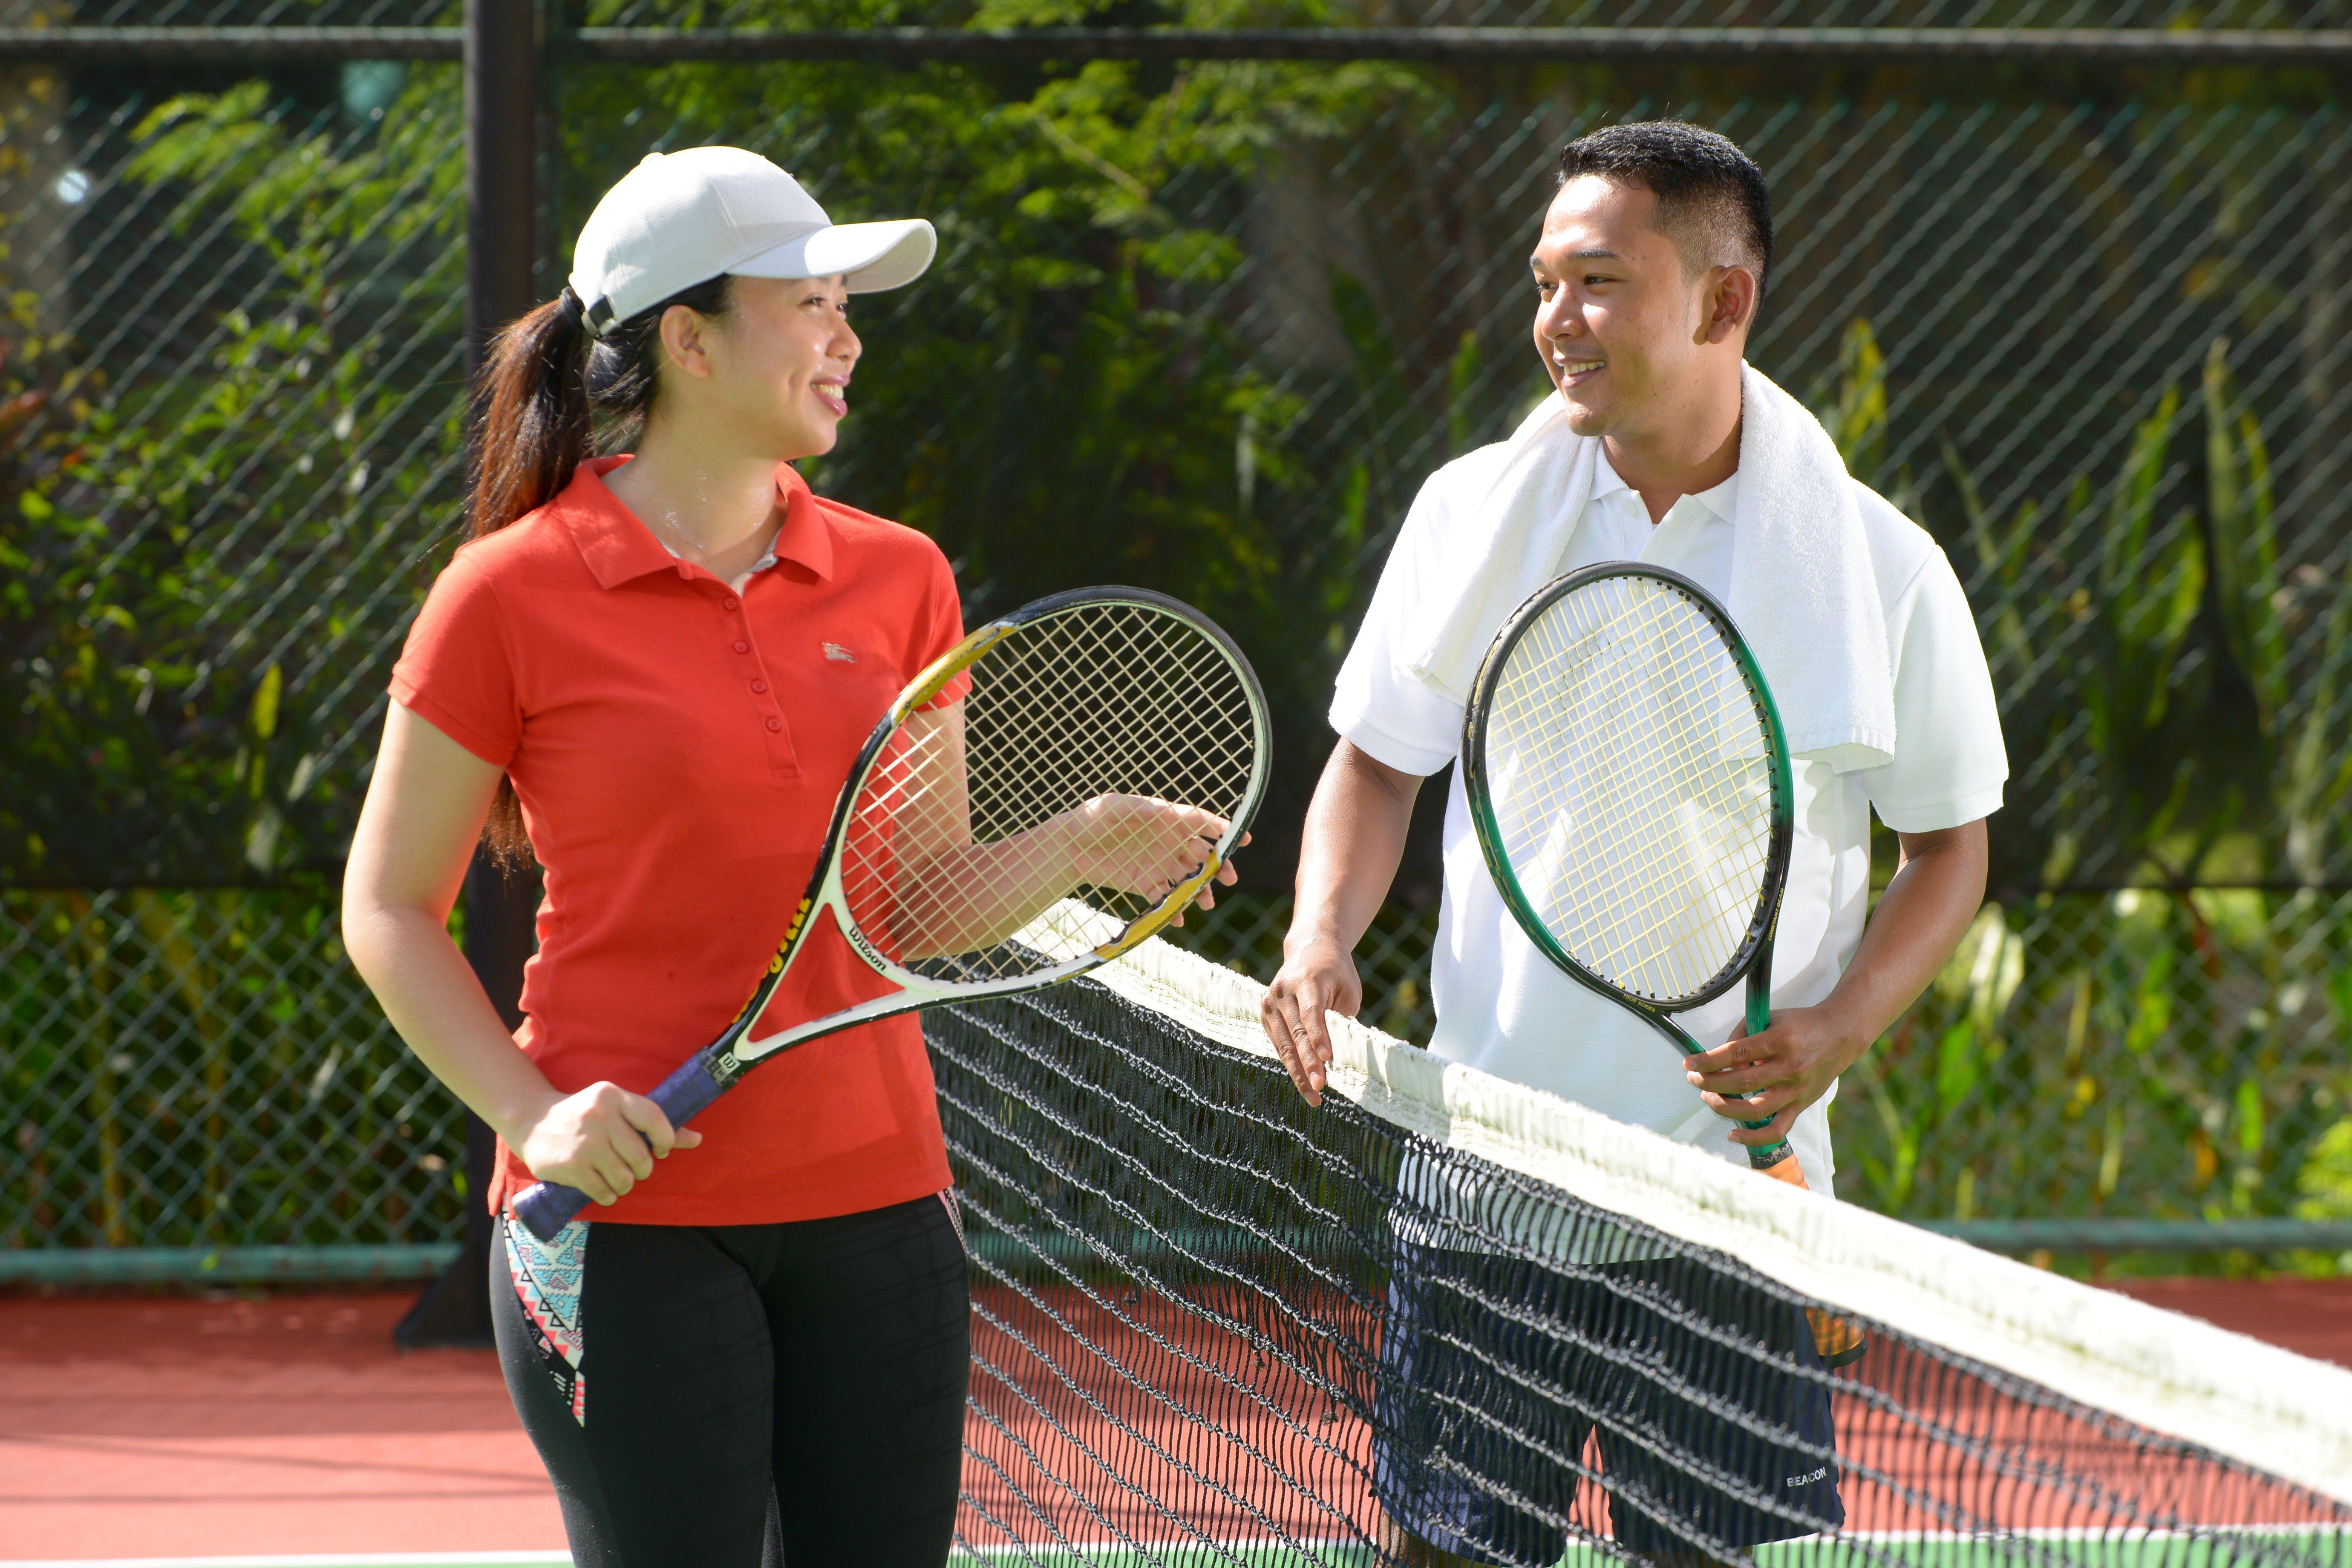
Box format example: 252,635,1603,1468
664,272,862,461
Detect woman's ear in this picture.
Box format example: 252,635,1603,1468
659,302,718,381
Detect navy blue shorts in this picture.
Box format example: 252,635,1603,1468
1373,1242,1844,1567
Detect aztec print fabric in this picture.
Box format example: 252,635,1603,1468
504,1206,588,1424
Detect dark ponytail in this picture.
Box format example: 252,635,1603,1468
467,289,593,541
465,274,737,865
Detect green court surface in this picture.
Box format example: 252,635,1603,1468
17,1536,2342,1568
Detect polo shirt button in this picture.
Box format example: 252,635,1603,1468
733,640,749,654
722,597,739,611
751,681,768,694
765,717,782,732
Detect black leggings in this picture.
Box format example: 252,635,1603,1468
491,1193,970,1568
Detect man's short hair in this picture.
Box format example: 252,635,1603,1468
1556,121,1773,299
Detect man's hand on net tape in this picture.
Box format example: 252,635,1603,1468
1684,1002,1870,1150
1262,934,1360,1108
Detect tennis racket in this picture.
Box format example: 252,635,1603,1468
1463,563,1864,1366
512,586,1271,1242
1464,562,1804,1179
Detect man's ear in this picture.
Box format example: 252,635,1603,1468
1699,265,1759,345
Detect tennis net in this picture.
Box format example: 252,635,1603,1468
928,911,2352,1568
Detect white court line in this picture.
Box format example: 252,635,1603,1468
12,1529,2341,1568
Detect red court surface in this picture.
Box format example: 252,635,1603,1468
4,1275,2350,1561
0,1290,561,1559
2108,1276,2352,1367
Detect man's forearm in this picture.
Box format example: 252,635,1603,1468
1262,740,1424,1101
1288,741,1420,955
1687,819,1990,1142
1819,821,1990,1056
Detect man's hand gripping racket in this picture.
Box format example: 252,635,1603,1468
511,586,1271,1242
1462,563,1863,1366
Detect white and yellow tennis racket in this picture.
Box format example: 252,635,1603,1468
513,586,1270,1241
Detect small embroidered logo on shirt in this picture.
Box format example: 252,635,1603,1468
823,642,856,663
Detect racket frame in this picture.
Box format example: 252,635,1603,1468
511,585,1269,1239
1462,562,1798,1168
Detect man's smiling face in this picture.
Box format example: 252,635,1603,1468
1530,175,1719,443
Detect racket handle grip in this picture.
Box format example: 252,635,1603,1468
1741,1120,1809,1189
1736,968,1802,1181
508,1053,731,1243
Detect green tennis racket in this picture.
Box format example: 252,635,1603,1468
1463,563,1867,1366
1463,562,1804,1183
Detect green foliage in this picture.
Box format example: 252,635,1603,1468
3,888,466,1251
1843,887,2352,1242
1822,316,2347,892
1814,320,2352,1241
2,16,1494,883
2202,337,2352,888
7,33,2348,1256
1,72,467,882
1814,319,1916,519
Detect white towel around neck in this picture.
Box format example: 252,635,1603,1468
1401,361,1897,772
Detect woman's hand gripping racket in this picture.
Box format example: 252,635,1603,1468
512,586,1271,1242
1463,563,1865,1365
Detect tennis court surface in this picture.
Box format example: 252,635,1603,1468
9,925,2352,1566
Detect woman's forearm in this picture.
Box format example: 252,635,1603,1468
888,793,1231,960
344,901,560,1148
890,833,1077,960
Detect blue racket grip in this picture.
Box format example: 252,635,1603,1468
510,1052,730,1242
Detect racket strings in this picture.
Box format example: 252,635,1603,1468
1522,618,1763,993
1485,577,1775,1004
964,618,1245,847
838,601,1259,984
973,618,1243,836
1528,609,1766,992
951,613,1253,967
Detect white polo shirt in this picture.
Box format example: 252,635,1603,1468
1332,447,2007,1185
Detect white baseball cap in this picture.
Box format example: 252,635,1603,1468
568,146,936,336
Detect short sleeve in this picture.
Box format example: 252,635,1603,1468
1329,459,1490,776
910,543,971,710
389,551,523,767
1861,550,2009,833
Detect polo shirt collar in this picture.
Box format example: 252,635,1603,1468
1591,449,1739,523
769,464,834,581
561,455,835,588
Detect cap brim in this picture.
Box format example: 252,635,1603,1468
732,218,937,294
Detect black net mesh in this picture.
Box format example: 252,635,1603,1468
930,968,2352,1565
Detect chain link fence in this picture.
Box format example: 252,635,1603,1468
36,3,2350,28
5,9,2349,1275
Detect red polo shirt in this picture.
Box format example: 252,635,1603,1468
389,456,962,1225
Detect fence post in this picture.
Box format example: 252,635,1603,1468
395,0,542,1352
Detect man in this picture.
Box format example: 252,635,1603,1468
1259,123,2005,1566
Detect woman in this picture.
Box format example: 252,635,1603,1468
341,148,1234,1568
